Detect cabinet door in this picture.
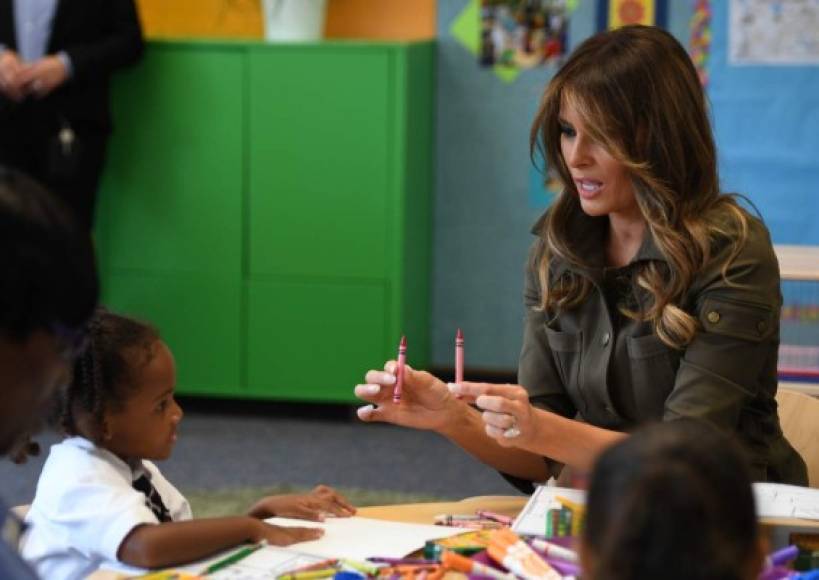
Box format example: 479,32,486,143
247,280,387,401
247,46,392,279
97,45,244,395
246,46,395,400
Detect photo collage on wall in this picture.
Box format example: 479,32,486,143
480,0,571,69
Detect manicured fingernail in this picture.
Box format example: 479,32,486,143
447,382,461,394
363,384,380,395
381,373,396,384
356,405,374,419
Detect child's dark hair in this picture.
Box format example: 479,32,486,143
59,308,160,438
583,420,759,580
0,166,98,339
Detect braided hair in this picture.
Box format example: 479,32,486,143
583,420,759,580
58,308,159,440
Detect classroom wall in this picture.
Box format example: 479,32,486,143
135,0,436,40
432,0,819,372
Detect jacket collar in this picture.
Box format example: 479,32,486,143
531,201,668,281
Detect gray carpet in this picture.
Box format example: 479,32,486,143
1,403,521,507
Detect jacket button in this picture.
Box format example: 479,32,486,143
757,321,767,333
601,332,611,346
707,311,720,324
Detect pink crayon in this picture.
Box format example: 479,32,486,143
455,328,464,399
393,336,407,403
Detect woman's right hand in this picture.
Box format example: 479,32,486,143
354,361,459,433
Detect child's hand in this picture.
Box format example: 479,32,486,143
253,521,325,546
248,485,356,521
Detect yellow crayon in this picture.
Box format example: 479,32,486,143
277,567,339,580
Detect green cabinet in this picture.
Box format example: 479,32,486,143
97,40,434,402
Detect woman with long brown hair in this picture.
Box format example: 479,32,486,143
354,25,807,486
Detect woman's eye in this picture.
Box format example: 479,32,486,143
156,400,168,413
559,124,576,138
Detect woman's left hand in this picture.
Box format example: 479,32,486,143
449,382,538,448
249,485,356,521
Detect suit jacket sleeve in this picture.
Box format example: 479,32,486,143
62,0,144,82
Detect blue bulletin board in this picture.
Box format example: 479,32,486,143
709,1,819,244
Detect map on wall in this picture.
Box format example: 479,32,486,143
729,0,819,64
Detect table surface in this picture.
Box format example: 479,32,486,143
86,494,819,578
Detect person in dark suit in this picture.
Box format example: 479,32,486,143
0,0,143,231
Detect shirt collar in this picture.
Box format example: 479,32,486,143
63,436,149,482
531,202,668,280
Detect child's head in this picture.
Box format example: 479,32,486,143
582,420,763,580
0,167,98,455
59,308,182,462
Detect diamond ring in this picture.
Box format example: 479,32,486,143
503,424,521,438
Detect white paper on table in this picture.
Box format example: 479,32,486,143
179,545,326,579
512,485,586,537
753,482,819,520
262,515,464,560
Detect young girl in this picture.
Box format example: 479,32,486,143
21,309,356,580
581,419,765,580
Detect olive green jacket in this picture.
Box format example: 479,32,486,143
518,208,807,485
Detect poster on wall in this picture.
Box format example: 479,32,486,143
479,0,573,69
596,0,668,30
730,0,819,64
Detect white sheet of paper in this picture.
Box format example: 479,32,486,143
753,483,819,520
262,515,464,560
178,545,325,579
512,485,586,537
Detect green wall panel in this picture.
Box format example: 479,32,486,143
103,273,242,396
247,47,391,279
247,280,387,402
98,45,244,275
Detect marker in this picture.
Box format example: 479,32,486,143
488,529,562,580
433,513,482,525
455,328,464,398
441,550,515,580
339,559,380,575
206,542,264,574
529,538,579,563
393,336,406,403
554,495,585,514
367,557,437,566
544,557,581,578
766,545,800,568
475,510,514,526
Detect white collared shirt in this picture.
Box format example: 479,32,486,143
20,436,192,580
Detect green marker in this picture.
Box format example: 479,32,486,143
205,542,264,574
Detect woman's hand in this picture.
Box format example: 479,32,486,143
249,485,356,521
450,382,540,449
354,361,460,433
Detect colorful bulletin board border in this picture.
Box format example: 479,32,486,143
690,0,712,85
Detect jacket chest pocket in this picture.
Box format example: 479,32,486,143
627,334,679,417
544,327,583,390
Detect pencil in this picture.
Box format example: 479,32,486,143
205,542,264,574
